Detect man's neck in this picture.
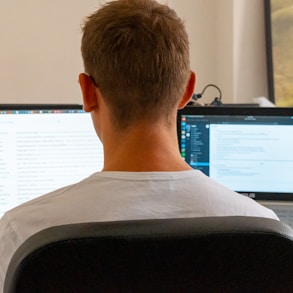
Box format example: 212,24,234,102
101,122,192,172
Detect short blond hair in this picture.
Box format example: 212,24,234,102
81,0,190,129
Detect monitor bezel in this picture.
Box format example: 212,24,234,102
0,104,83,111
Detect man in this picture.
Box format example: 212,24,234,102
0,0,278,289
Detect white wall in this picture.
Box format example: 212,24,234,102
170,0,268,105
233,0,268,103
0,0,99,104
0,0,268,105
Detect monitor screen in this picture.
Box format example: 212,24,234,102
177,106,293,201
0,104,103,217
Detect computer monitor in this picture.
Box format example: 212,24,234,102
177,106,293,202
0,104,103,217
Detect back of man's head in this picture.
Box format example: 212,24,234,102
81,0,190,129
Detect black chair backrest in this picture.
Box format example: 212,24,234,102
4,216,293,293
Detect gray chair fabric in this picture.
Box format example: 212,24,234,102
4,216,293,293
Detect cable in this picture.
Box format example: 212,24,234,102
201,84,222,101
190,84,223,106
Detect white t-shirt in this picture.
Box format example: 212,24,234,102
0,170,278,289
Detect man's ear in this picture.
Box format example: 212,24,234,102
78,73,99,112
178,71,196,109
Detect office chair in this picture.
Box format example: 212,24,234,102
4,216,293,293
